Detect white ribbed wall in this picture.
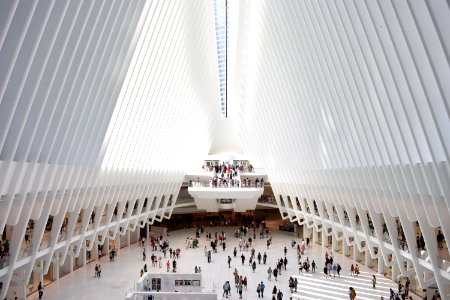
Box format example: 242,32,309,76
234,0,450,298
0,0,219,298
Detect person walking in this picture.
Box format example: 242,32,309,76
258,252,262,264
273,267,278,281
294,277,298,292
263,252,267,264
372,275,377,289
277,289,283,300
257,283,261,298
337,263,341,277
237,281,243,299
252,261,257,273
260,281,265,297
311,260,316,273
272,285,277,297
349,287,356,300
228,255,232,268
268,266,273,281
38,282,44,299
166,260,170,272
223,281,229,298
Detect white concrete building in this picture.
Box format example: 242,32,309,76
0,0,449,299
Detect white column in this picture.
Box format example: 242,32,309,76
331,234,336,252
52,255,59,281
68,254,74,273
378,257,384,274
80,248,86,267
365,250,371,267
343,238,349,257
392,261,399,282
322,231,328,247
353,244,359,262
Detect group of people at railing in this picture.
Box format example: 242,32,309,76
202,161,255,174
189,176,264,189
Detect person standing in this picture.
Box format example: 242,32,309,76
311,260,316,273
263,252,267,264
228,256,232,268
38,282,44,299
337,263,341,277
258,252,262,264
349,287,356,300
241,253,245,265
268,266,273,281
294,277,298,292
252,261,257,273
97,264,101,277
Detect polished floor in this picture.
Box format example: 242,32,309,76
29,227,421,300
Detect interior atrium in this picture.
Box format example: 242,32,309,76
0,0,449,299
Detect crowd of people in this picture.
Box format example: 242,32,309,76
72,216,441,300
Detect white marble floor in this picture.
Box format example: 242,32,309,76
28,227,420,300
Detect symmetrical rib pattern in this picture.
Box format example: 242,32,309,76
0,0,218,298
234,0,450,297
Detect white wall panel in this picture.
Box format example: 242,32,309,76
0,0,219,298
234,0,450,298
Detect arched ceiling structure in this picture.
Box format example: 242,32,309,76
0,0,449,298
